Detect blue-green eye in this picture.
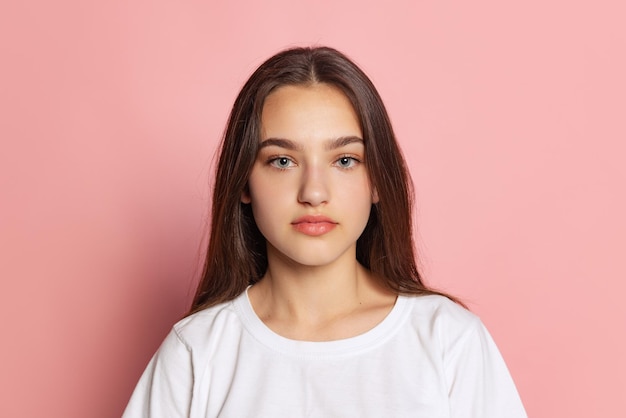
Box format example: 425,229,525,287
270,157,293,169
336,156,358,168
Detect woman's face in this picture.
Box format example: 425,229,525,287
242,83,377,269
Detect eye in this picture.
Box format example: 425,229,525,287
335,156,359,169
269,156,294,169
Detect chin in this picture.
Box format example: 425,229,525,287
272,245,356,270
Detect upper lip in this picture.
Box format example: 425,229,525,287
291,215,337,224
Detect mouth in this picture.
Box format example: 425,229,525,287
291,215,338,236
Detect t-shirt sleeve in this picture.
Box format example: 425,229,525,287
444,318,527,418
122,329,193,418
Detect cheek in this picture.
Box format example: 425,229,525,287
247,175,289,219
248,174,280,202
341,175,375,203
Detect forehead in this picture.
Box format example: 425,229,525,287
260,83,362,141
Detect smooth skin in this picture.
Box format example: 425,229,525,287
243,83,396,342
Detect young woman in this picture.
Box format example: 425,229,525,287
123,46,527,417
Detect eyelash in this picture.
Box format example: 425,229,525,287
334,155,361,169
267,156,295,170
266,155,362,171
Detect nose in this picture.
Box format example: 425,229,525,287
297,164,329,206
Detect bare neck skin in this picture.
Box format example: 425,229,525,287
248,244,396,342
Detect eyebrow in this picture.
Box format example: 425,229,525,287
259,136,364,151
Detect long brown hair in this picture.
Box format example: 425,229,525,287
189,46,457,315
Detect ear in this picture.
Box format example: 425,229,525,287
371,187,379,204
241,186,251,204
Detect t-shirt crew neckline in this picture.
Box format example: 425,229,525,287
233,286,411,358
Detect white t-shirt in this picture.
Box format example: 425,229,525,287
123,290,527,417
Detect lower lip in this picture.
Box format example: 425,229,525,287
292,222,337,236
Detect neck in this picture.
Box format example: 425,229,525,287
248,246,395,339
263,262,366,319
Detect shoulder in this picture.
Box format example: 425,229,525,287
123,297,249,418
402,296,528,416
170,293,247,351
399,294,483,350
403,294,479,329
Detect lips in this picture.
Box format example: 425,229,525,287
291,215,338,236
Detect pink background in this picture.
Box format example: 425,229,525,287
1,1,625,417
